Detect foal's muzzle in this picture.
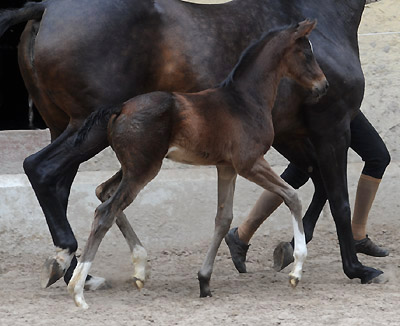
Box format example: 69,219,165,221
308,79,329,103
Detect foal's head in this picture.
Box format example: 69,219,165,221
281,20,328,101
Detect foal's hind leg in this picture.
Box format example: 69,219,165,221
68,123,167,309
198,165,237,297
68,162,161,309
239,157,307,287
95,169,149,289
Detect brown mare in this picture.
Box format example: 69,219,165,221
67,21,328,309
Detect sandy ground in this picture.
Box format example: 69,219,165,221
1,0,399,325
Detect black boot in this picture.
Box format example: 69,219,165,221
355,235,389,257
225,227,249,273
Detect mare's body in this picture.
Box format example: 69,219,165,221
0,0,381,286
68,21,327,309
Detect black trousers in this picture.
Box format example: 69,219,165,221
281,111,391,188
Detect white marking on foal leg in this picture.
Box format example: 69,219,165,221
132,245,149,290
289,209,307,287
68,262,92,310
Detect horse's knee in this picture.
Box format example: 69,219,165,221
23,152,62,193
23,154,51,187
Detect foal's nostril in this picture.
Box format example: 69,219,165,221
315,80,329,96
324,80,329,92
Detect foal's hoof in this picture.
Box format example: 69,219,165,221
289,276,300,288
273,242,294,272
200,287,212,298
41,258,65,288
198,274,212,298
132,277,145,290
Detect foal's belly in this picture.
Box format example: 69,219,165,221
165,146,226,166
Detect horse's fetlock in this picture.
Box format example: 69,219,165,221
58,239,78,254
198,271,211,283
54,246,75,271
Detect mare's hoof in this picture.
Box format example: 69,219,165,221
361,268,384,284
367,273,388,284
273,242,294,272
224,227,249,273
41,257,65,288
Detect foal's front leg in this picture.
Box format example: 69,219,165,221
240,157,307,286
198,165,237,297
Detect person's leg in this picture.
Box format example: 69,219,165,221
350,112,390,256
237,191,283,244
352,174,381,240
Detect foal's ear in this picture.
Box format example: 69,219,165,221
294,19,317,39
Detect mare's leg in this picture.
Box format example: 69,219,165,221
95,169,149,289
23,122,109,288
239,157,307,286
312,131,382,283
18,22,109,288
198,165,237,297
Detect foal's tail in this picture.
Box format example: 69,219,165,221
74,105,124,146
0,1,46,37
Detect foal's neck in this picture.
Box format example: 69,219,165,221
232,39,288,111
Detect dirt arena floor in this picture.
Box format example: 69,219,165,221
1,1,399,325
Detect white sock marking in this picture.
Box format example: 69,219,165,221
132,245,149,281
68,262,92,309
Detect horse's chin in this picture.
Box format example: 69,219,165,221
305,90,326,104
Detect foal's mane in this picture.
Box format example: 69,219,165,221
218,24,295,88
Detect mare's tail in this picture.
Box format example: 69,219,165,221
74,105,124,146
0,1,46,37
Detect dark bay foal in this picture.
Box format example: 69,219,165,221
68,20,328,309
